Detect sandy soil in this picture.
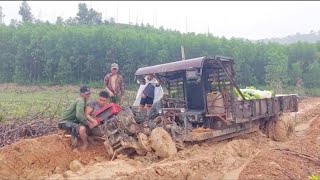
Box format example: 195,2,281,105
239,97,320,180
0,133,108,180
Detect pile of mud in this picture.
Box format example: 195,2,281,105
120,141,262,180
44,132,268,180
0,129,274,180
0,134,107,180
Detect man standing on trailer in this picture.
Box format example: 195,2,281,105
133,74,164,112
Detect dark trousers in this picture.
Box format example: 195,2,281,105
58,121,81,138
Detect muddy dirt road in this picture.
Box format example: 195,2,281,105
0,97,319,180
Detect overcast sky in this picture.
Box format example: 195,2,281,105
0,1,320,40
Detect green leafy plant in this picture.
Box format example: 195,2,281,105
309,175,320,180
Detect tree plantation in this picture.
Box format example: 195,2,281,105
0,2,320,94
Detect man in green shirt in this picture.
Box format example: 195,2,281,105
58,85,98,150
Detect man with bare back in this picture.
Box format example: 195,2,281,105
103,63,125,104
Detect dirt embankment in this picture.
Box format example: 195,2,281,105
0,134,108,180
45,133,268,180
0,128,269,180
0,97,319,180
239,98,320,180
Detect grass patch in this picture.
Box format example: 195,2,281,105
0,90,77,122
0,84,138,122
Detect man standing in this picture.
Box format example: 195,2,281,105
58,86,98,150
139,74,160,111
133,74,164,112
104,63,125,104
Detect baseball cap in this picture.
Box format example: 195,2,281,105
111,63,119,70
80,85,91,95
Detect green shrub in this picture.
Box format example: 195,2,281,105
309,175,320,180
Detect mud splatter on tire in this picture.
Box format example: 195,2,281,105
149,127,177,158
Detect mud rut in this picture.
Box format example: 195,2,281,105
0,97,319,180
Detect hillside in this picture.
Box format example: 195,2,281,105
261,31,320,44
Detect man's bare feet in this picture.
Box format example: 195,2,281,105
70,136,78,148
61,131,66,137
87,136,98,145
80,142,88,151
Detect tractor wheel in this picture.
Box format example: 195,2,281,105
149,127,177,158
266,115,293,142
175,138,185,150
265,117,275,139
103,139,114,156
136,133,152,156
274,117,294,142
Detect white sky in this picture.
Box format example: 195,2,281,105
0,1,320,40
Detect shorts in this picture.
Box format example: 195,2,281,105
140,96,154,106
58,121,104,138
58,121,81,138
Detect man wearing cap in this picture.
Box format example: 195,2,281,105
103,63,125,104
58,85,98,150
